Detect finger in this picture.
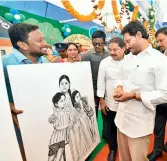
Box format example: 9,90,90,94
114,97,121,102
14,110,23,114
113,93,118,97
102,109,107,115
106,107,110,111
114,93,122,98
12,115,20,129
12,109,23,114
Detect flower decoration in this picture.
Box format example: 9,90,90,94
61,0,105,22
131,6,139,21
148,6,156,29
61,24,71,37
4,9,26,24
147,6,156,45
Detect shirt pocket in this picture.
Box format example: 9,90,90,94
131,66,154,86
106,68,120,80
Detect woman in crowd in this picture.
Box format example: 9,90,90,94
63,42,81,62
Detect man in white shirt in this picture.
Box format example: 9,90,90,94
113,20,167,161
97,37,125,161
147,27,167,161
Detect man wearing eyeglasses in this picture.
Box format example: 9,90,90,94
81,30,109,118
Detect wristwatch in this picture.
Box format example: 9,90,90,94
132,92,136,99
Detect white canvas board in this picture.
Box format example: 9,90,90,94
8,62,100,161
0,55,22,161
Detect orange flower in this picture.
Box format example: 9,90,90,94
61,0,105,22
132,6,139,21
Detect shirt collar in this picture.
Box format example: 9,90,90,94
136,45,153,57
164,49,167,55
91,48,108,55
13,48,45,64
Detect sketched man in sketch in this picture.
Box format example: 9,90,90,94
48,92,71,161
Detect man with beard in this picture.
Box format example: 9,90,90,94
147,27,167,161
2,23,48,161
113,20,167,161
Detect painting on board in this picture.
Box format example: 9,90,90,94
8,62,100,161
0,55,22,161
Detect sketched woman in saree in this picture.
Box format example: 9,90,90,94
59,75,78,161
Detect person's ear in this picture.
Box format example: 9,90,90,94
136,31,142,39
17,41,28,51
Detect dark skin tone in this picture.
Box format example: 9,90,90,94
10,29,47,161
11,29,47,128
59,50,67,59
92,38,105,55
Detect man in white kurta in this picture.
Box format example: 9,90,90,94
97,37,126,161
114,20,167,161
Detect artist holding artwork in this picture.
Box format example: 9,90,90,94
48,75,96,161
2,23,49,161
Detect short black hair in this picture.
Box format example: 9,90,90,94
108,37,125,48
155,27,167,37
8,23,39,50
92,30,106,42
121,20,149,39
52,92,65,106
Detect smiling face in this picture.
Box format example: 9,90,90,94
108,42,125,61
123,32,141,55
25,29,47,56
59,78,70,93
66,44,79,59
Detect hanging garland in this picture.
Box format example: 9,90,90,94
131,6,139,21
112,0,121,23
111,0,132,30
148,6,156,29
144,20,149,33
111,0,124,30
125,0,131,22
148,6,156,45
61,0,105,22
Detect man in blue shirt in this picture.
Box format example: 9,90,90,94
2,23,48,161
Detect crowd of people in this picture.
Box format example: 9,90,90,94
2,20,167,161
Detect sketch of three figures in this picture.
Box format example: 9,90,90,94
48,75,96,161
